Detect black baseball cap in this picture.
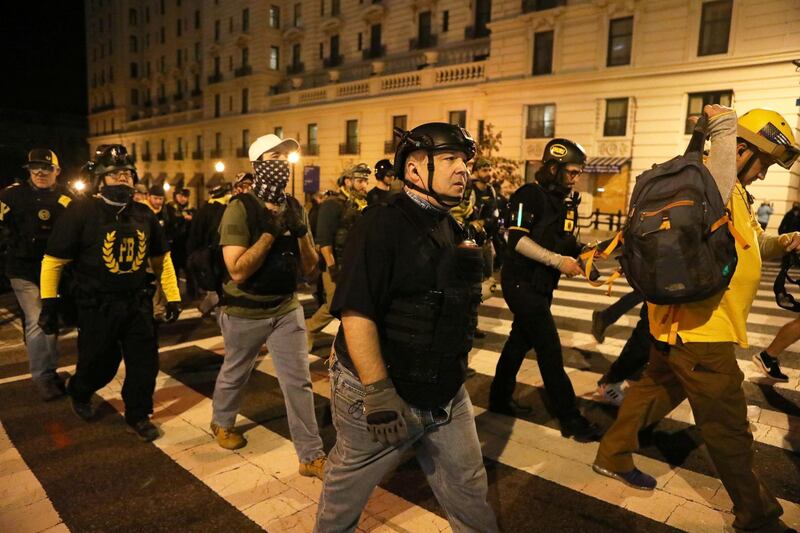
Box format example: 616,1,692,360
24,148,60,168
148,185,165,197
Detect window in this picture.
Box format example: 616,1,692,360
270,46,280,70
307,123,318,146
177,49,182,67
274,126,284,138
390,115,407,150
418,11,432,45
685,90,732,133
269,5,280,28
357,32,363,51
604,98,629,136
177,19,182,37
319,42,324,59
293,3,302,27
698,0,732,56
292,43,301,67
320,0,325,16
145,7,150,23
131,88,139,105
195,10,201,29
129,35,138,52
177,137,184,155
241,47,249,66
130,62,139,78
332,0,340,16
533,30,554,75
159,0,165,15
345,120,359,153
196,135,203,153
242,129,250,149
525,104,556,138
215,132,222,151
214,20,220,41
607,16,633,67
369,24,382,54
242,8,250,32
160,26,165,44
442,10,449,32
522,0,566,13
477,120,486,145
194,42,201,61
129,8,137,26
241,88,249,113
214,94,220,117
473,0,492,38
131,142,137,159
213,56,221,75
448,110,467,128
329,34,340,62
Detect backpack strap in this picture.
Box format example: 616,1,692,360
659,304,682,345
579,231,624,295
709,211,750,250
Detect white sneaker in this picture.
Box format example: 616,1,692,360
596,382,625,406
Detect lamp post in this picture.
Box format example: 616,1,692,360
214,161,225,173
288,151,300,198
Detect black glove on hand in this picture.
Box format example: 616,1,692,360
284,205,308,239
327,263,340,283
364,378,410,447
257,208,281,238
38,298,60,335
164,301,182,323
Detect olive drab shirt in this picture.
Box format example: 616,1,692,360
0,182,74,283
45,196,169,293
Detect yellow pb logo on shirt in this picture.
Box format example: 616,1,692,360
102,230,147,274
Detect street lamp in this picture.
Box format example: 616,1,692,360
214,161,225,173
163,182,171,193
288,151,300,198
71,179,87,193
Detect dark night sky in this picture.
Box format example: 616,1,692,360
0,1,86,115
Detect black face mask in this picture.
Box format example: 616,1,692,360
101,184,135,205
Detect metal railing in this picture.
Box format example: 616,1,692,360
302,143,320,156
339,142,360,155
578,209,627,232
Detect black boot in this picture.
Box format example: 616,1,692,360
560,414,602,442
489,398,533,417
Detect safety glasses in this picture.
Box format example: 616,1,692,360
28,164,55,174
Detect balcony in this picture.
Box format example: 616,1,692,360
234,65,253,77
323,55,344,68
157,97,167,105
210,148,223,158
339,142,360,155
191,89,202,97
144,100,153,107
173,152,184,161
362,45,386,60
522,0,566,13
173,93,184,102
156,153,167,161
464,25,490,40
192,150,204,160
287,62,305,75
90,103,115,113
302,143,319,156
384,140,397,154
141,153,152,162
207,72,223,84
410,34,438,50
235,147,248,158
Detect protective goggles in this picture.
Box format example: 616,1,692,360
738,128,800,169
27,163,56,173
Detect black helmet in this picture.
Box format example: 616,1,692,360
375,159,394,180
774,253,800,312
542,139,587,167
393,122,476,207
87,144,138,188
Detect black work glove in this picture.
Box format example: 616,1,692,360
284,205,308,239
363,378,410,447
38,298,60,335
164,301,182,323
327,263,340,283
256,208,281,238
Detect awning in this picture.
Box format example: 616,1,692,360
168,172,185,186
584,157,630,174
187,172,204,187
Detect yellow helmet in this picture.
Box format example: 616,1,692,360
737,109,799,169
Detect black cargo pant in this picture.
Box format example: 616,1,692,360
602,304,653,384
67,291,159,424
490,280,579,419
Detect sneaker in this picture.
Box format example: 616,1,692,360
596,382,625,407
592,464,656,491
591,310,608,344
299,455,326,480
210,422,247,450
752,352,789,383
559,414,603,442
127,419,160,442
35,375,66,401
70,396,95,421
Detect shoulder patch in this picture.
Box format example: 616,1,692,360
58,195,72,208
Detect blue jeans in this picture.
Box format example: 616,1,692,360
315,360,498,533
10,278,58,382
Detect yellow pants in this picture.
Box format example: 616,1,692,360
595,341,782,531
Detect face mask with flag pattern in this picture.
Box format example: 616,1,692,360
252,160,290,204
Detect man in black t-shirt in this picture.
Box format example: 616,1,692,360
38,145,181,442
315,123,498,532
365,158,396,206
490,138,601,443
0,148,73,400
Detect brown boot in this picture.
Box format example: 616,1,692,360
298,455,326,480
210,422,247,450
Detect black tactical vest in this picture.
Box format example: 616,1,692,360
2,183,71,263
234,193,300,296
380,197,483,408
333,197,362,262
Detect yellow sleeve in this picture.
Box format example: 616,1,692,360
149,252,181,302
40,255,73,299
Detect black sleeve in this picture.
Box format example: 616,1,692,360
45,200,85,260
506,186,539,251
315,200,342,248
330,208,394,322
148,210,170,257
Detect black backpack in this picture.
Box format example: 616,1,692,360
186,203,227,292
585,116,745,305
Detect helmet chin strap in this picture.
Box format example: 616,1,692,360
404,151,463,208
